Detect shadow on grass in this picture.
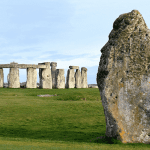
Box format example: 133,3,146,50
0,127,148,147
0,126,104,143
92,136,149,147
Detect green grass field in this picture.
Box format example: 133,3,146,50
0,87,149,150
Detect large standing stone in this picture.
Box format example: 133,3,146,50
50,62,57,88
8,63,20,88
55,69,65,89
66,69,75,88
26,67,37,88
38,62,52,89
97,10,150,144
81,67,88,88
0,68,4,88
75,69,81,88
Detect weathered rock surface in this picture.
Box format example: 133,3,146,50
75,69,81,88
55,69,65,89
81,67,88,88
26,68,37,88
8,63,20,88
50,62,57,88
97,10,150,144
39,62,52,89
0,69,4,87
65,69,75,88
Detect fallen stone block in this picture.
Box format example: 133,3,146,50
37,94,58,97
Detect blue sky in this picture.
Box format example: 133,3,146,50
0,0,150,84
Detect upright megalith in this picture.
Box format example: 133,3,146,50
38,62,52,89
26,67,37,88
50,62,57,88
8,62,20,88
97,10,150,144
55,69,65,89
0,68,4,88
66,68,75,88
66,66,83,88
75,69,81,88
81,67,88,88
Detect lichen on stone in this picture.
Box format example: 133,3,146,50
97,10,150,144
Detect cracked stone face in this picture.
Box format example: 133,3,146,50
97,10,150,144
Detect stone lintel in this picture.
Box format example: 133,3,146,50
69,66,79,69
38,62,50,69
0,64,47,69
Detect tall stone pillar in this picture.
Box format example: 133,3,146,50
81,67,88,88
0,68,4,88
50,62,57,89
38,62,52,89
26,67,37,88
55,69,65,89
75,69,81,88
66,69,75,88
8,62,20,88
66,66,79,88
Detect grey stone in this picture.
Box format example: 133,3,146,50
26,68,37,88
0,62,47,69
69,66,79,69
0,68,4,88
37,94,58,97
88,85,98,88
66,69,75,88
8,63,20,88
75,69,81,88
50,62,57,88
38,62,52,89
97,10,150,144
81,67,88,88
55,69,65,89
92,86,98,88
